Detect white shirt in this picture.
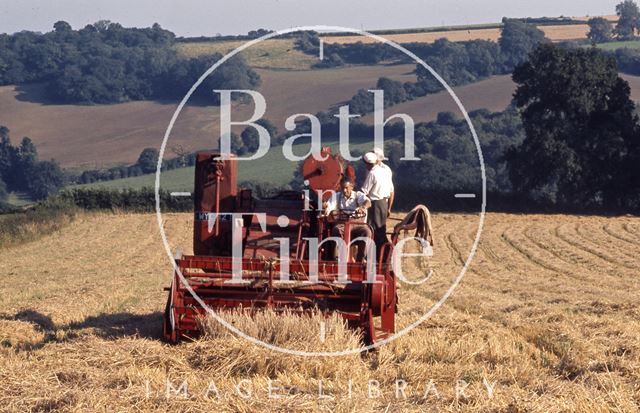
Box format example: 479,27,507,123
361,163,394,201
326,190,369,220
380,162,393,189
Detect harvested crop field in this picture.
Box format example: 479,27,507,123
321,23,592,45
1,212,639,411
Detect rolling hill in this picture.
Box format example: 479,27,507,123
1,26,639,172
0,64,415,168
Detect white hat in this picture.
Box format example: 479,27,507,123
373,147,384,160
363,152,377,164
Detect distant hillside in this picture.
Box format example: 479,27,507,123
3,68,640,169
178,16,619,68
0,64,414,167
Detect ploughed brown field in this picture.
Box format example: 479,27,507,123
0,65,415,168
1,212,639,411
3,68,640,169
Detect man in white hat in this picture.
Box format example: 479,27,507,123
361,151,395,251
373,147,394,214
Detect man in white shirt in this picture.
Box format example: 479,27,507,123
361,151,394,251
373,147,394,214
324,178,372,261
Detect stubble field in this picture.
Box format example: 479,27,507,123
320,23,595,45
1,211,639,412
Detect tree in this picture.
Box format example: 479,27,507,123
0,177,7,202
0,126,64,200
18,137,37,165
26,160,64,200
499,19,547,70
247,29,272,39
12,137,38,190
588,17,614,44
615,47,640,75
416,39,473,93
136,148,159,174
0,126,15,185
376,77,407,106
229,133,246,155
240,119,278,152
507,43,639,210
256,118,277,140
53,21,72,33
240,128,260,153
615,0,640,39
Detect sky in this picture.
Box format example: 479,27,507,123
0,0,621,37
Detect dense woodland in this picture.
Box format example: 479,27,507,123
0,21,259,104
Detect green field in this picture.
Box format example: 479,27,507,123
593,39,640,51
71,138,376,192
5,192,33,207
176,38,317,70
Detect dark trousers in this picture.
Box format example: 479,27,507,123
368,199,389,252
330,223,373,262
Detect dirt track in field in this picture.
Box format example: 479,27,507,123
1,212,638,411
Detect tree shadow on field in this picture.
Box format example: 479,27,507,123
9,309,57,331
13,83,54,104
63,312,164,340
0,309,164,351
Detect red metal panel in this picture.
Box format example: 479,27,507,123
193,152,238,255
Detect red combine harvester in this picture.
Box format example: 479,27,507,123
163,148,431,344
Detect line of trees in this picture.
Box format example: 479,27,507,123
0,21,260,104
283,44,640,213
385,108,523,196
75,147,196,185
279,104,524,194
317,19,548,115
0,127,64,201
298,19,546,76
57,187,191,212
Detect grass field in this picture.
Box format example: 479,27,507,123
5,192,33,207
0,212,638,411
71,136,377,191
176,38,318,70
594,40,640,51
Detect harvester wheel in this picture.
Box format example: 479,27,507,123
162,281,178,343
362,270,396,345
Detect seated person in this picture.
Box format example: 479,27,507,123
324,178,373,262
